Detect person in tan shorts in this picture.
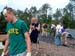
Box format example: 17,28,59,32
41,23,48,37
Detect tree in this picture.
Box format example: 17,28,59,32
16,10,24,19
53,8,62,22
0,12,7,33
39,3,52,23
29,6,37,17
40,4,51,14
62,0,75,28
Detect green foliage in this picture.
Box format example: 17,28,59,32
0,49,2,54
0,12,7,33
0,2,75,34
47,15,52,24
53,9,62,19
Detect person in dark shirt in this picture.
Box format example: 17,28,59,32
29,17,40,53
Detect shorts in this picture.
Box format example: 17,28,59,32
30,30,39,44
30,36,39,44
10,52,26,56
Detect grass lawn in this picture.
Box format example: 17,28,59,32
0,49,3,54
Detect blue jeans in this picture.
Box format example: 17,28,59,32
54,33,61,46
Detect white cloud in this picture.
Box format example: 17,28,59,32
0,0,69,12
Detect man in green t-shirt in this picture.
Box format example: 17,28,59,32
1,7,31,56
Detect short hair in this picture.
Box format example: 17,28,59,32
31,17,38,23
42,23,47,28
3,7,15,15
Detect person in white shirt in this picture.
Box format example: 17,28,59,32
55,23,63,46
56,23,63,34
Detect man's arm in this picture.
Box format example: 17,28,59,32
24,32,31,53
2,34,9,55
21,22,31,56
0,35,7,42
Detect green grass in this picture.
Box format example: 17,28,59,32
0,49,3,54
47,27,50,32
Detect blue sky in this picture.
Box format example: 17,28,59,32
0,0,69,13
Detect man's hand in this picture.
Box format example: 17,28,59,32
26,52,31,56
1,52,5,56
24,32,31,56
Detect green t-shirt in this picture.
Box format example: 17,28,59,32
6,19,28,55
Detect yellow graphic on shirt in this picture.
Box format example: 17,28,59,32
8,28,19,34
